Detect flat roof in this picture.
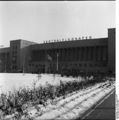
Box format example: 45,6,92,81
31,37,108,50
0,47,10,53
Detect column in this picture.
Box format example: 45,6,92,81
97,46,100,61
69,48,71,61
84,47,86,61
64,49,66,61
71,48,73,61
78,47,81,61
86,47,88,61
99,46,102,61
93,47,96,62
74,48,77,61
66,48,68,62
88,47,91,61
81,47,84,61
72,48,74,61
96,46,98,61
76,47,78,61
90,47,93,61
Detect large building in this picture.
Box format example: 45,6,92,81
0,28,115,75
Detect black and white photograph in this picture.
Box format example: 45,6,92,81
0,1,116,120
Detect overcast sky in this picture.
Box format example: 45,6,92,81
0,1,115,47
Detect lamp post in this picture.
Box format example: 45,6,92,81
4,53,7,72
56,53,59,73
23,54,25,74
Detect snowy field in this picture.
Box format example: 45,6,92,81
0,73,115,120
0,73,84,94
4,80,115,120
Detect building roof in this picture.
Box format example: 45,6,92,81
31,37,108,50
0,47,10,53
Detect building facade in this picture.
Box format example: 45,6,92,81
0,28,115,75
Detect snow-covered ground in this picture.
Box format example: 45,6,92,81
0,73,84,94
4,80,115,120
0,73,115,120
25,81,114,120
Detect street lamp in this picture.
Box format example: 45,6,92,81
56,53,59,73
4,53,7,72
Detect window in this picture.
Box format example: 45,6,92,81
89,64,93,67
79,64,82,67
84,64,87,67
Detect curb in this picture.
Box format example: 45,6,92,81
75,87,115,120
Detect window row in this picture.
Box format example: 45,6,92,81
31,46,108,62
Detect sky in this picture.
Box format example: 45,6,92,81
0,1,115,47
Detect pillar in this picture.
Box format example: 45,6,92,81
108,28,115,72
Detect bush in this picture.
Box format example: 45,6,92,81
0,74,111,119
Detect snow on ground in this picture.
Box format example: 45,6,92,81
0,73,84,94
0,73,115,120
17,81,114,120
58,84,114,120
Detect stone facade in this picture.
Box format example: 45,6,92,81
0,28,115,74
